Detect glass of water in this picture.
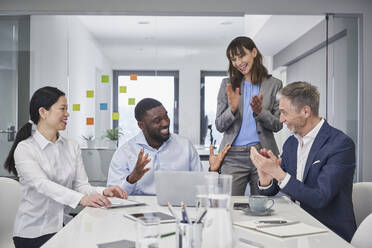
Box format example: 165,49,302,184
136,216,160,248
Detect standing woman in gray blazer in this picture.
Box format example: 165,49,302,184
215,36,283,196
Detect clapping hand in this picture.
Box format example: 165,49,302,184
127,148,151,184
250,94,263,115
226,83,240,114
209,143,231,172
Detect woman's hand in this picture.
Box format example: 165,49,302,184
79,194,111,208
226,84,240,114
250,94,263,115
103,186,128,199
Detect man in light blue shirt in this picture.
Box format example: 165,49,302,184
107,98,229,195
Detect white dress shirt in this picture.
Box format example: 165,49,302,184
107,132,201,195
278,118,324,188
13,130,104,238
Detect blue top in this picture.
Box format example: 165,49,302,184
107,132,201,195
232,81,260,146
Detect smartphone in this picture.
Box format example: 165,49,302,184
123,211,176,223
233,202,250,210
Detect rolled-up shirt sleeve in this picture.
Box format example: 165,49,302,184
107,146,137,194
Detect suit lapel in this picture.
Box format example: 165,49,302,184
302,121,331,182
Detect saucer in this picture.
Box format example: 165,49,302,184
242,207,274,216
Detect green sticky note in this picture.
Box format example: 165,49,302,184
112,112,120,120
101,75,109,83
128,98,135,105
120,86,127,93
86,90,94,98
72,104,80,111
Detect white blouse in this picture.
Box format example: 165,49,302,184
13,130,104,238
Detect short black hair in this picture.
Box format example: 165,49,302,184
135,98,163,121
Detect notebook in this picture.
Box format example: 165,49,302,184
234,218,328,238
154,171,217,206
97,239,135,248
100,197,146,209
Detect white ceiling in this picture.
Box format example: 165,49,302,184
78,15,324,66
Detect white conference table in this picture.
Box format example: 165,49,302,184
42,196,352,248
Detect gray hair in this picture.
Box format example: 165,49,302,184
277,81,320,116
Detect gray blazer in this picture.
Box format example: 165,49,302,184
215,76,283,155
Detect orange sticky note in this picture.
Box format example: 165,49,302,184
86,117,94,125
130,74,137,80
112,112,119,120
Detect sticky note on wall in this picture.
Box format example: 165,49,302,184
72,104,80,111
100,103,108,110
120,86,127,93
128,98,135,105
86,90,94,98
86,117,94,125
101,75,109,83
112,112,119,120
130,74,137,80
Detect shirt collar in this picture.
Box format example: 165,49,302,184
33,130,64,150
295,118,325,146
135,131,173,151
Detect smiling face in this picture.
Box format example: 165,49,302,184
229,46,257,78
279,97,307,135
39,96,69,131
139,105,170,148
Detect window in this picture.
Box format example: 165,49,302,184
113,70,179,146
200,71,227,146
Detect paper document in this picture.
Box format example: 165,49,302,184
234,218,328,238
101,197,146,209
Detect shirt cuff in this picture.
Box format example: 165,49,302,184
96,187,105,195
123,176,137,194
278,173,291,189
68,191,85,209
258,180,273,190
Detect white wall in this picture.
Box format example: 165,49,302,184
30,16,112,145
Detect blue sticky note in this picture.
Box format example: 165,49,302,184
100,103,108,110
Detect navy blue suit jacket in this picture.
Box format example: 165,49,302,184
259,120,356,242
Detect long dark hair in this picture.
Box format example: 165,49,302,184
4,86,65,176
226,36,270,90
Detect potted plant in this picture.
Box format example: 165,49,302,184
102,128,123,149
81,135,95,149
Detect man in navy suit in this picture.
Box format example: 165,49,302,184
250,81,356,242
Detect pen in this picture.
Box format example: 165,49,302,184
256,220,300,228
181,202,191,224
160,231,176,238
167,202,178,220
258,220,287,224
196,208,207,223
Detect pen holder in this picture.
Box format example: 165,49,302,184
177,220,203,248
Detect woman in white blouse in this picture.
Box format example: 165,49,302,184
4,86,128,248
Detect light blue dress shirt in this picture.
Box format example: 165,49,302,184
232,81,260,146
107,132,201,195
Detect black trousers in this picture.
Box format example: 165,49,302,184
13,233,56,248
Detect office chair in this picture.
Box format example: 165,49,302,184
351,213,372,248
0,177,21,248
352,182,372,227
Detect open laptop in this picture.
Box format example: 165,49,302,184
155,171,217,206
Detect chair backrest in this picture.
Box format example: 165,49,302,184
0,177,21,248
351,213,372,248
352,182,372,227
